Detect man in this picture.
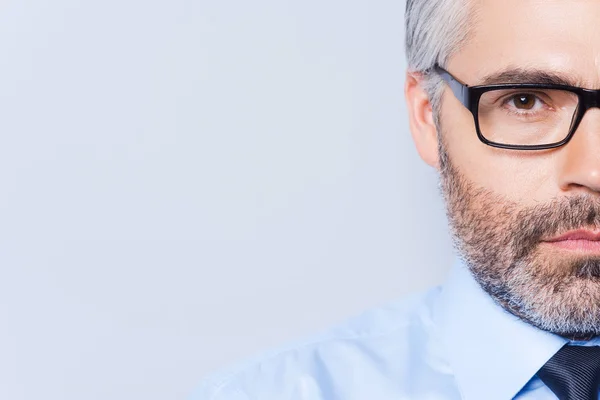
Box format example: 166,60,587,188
194,0,600,398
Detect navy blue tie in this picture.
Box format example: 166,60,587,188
536,345,600,400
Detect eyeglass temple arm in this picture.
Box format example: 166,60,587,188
433,65,470,107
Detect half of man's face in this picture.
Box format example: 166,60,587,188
438,0,600,338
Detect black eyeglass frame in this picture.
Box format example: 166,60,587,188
433,64,600,150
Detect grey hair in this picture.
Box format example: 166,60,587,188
404,0,474,122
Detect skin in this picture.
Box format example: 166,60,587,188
405,0,600,339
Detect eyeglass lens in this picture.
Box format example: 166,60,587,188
477,88,579,146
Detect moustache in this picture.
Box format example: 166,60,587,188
513,195,600,258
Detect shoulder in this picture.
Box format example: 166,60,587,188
191,287,441,400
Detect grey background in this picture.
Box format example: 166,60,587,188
0,0,454,399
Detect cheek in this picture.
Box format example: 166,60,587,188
442,104,556,203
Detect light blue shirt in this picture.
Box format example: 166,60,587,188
193,258,600,399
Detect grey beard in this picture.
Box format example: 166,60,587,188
437,136,600,339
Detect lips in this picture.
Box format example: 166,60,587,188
545,229,600,242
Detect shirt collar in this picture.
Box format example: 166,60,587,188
433,257,567,400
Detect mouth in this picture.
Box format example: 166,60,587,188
542,229,600,252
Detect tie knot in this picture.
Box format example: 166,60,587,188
537,345,600,400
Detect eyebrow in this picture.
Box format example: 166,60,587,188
478,68,583,87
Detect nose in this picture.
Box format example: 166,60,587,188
557,108,600,194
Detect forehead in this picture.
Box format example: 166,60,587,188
449,0,600,88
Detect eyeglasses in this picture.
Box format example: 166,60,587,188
434,64,600,150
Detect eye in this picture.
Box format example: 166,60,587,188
508,93,539,110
